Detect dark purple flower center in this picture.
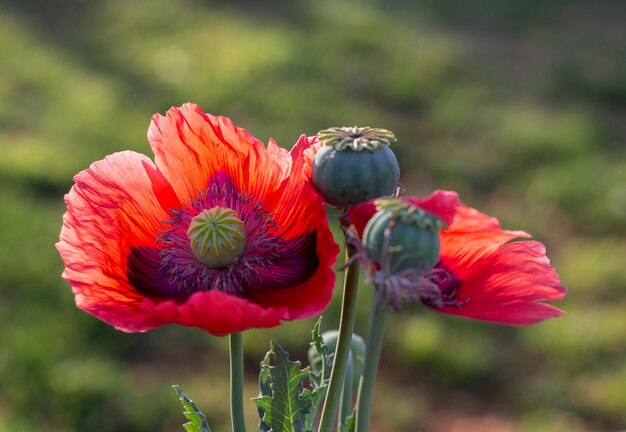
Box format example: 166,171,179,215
425,264,463,304
128,172,318,301
368,259,465,310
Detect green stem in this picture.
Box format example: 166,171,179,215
318,245,360,432
355,297,388,432
229,332,247,432
339,351,354,429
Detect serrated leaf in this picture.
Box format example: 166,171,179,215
173,385,212,432
309,317,333,389
340,412,355,432
252,340,312,432
256,350,273,432
302,317,333,431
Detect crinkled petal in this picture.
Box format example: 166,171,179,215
436,300,565,326
436,236,566,326
251,134,340,319
56,151,177,331
144,291,285,336
250,205,339,320
265,135,328,238
148,103,291,204
440,229,531,273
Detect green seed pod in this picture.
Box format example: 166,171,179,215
312,126,400,208
307,330,366,390
363,199,445,273
187,207,246,268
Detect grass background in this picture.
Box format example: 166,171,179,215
0,0,625,430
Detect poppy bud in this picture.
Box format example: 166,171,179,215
363,199,445,273
187,207,247,268
312,126,400,208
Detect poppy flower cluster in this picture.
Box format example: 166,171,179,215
56,103,339,335
57,103,565,336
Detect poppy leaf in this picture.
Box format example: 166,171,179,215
310,317,333,387
302,317,332,431
172,385,212,432
340,412,355,432
256,350,273,432
253,340,312,432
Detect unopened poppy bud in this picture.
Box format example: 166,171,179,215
187,207,246,268
308,330,366,390
363,199,445,273
312,126,400,208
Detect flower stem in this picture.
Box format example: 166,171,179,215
355,296,388,432
229,332,247,432
318,245,360,432
338,351,354,429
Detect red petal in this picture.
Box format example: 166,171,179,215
405,190,461,227
349,202,377,237
148,103,290,205
250,206,340,320
437,234,566,326
144,291,285,336
56,152,175,331
436,300,565,326
265,135,328,238
350,190,466,237
251,134,340,320
440,229,531,274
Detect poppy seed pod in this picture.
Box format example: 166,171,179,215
363,199,445,274
312,127,400,208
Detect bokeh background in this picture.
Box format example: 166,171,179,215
1,0,625,431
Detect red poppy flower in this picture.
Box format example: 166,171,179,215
350,191,566,326
56,103,339,335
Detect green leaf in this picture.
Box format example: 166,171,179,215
253,341,312,432
309,317,333,388
302,317,333,431
340,412,355,432
172,385,212,432
256,351,273,432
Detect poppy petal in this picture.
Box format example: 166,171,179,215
251,135,340,319
405,190,461,227
148,103,290,204
265,135,327,238
437,299,566,326
251,206,339,320
452,240,566,302
57,151,174,331
144,291,285,336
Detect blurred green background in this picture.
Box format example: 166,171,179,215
1,0,625,430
